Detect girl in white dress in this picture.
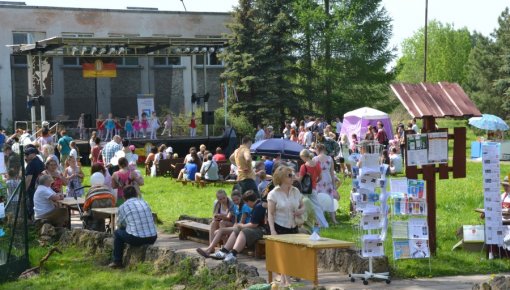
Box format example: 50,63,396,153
149,112,160,139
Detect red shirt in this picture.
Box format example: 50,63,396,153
299,162,322,190
91,146,102,164
189,118,196,129
213,154,226,162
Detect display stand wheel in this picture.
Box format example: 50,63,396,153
350,277,355,282
363,280,369,285
386,279,391,284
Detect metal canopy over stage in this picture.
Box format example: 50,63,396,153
8,36,229,56
7,36,230,134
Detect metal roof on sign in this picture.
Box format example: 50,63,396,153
390,82,481,118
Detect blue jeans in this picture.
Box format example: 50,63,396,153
113,229,157,263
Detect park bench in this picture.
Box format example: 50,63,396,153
156,159,172,177
175,219,266,258
175,219,211,244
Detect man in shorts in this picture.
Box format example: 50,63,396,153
209,190,266,263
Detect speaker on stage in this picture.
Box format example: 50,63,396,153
84,113,93,128
201,111,215,125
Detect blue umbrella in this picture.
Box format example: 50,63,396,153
468,114,509,131
250,138,304,159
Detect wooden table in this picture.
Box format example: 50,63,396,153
265,234,354,287
57,197,85,229
91,207,118,231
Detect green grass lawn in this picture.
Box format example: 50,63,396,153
2,119,510,288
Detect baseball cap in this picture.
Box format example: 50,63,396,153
24,147,38,155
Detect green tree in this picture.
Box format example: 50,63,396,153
465,8,510,119
293,0,394,120
396,20,472,84
221,0,299,128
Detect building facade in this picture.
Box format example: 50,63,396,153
0,2,231,127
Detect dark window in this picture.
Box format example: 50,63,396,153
210,52,221,65
12,32,28,44
153,57,166,66
168,57,181,65
12,55,27,65
124,57,139,66
195,55,205,65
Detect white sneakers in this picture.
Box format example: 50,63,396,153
210,250,237,263
224,253,237,263
210,251,226,260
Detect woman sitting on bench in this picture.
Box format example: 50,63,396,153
207,189,236,245
196,189,252,258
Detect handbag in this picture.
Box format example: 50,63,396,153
300,165,313,194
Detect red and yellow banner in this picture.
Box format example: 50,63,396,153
82,59,117,78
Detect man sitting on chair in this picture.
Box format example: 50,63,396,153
109,185,157,268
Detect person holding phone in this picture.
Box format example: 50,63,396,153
209,189,235,244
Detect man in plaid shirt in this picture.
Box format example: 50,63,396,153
109,185,157,268
102,135,122,171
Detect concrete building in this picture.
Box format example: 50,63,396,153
0,2,231,128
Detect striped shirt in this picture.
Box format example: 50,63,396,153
117,198,157,238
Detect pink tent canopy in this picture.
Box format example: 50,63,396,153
340,107,394,143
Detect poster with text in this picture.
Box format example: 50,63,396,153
136,95,155,121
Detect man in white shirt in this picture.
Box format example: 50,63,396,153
411,119,419,134
254,124,265,143
33,174,67,227
335,116,343,139
389,147,403,175
304,127,313,148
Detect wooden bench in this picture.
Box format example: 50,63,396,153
175,219,266,258
175,220,211,245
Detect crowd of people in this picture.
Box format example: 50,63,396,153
0,114,422,276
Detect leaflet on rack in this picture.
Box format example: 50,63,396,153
362,234,384,257
408,218,429,239
410,239,430,258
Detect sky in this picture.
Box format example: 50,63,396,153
16,0,510,63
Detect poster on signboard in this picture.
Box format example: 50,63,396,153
407,134,429,166
136,95,155,121
428,132,448,163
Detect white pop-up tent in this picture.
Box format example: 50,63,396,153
340,107,394,143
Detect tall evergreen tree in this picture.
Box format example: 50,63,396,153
465,8,510,119
222,0,299,127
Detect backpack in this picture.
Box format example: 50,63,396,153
300,165,313,195
324,139,340,157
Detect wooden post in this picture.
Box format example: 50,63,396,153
421,116,437,255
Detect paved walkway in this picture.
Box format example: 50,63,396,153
70,217,502,290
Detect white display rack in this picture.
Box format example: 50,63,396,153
349,141,391,285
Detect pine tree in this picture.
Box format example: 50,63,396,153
222,0,300,128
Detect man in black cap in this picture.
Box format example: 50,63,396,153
24,146,45,219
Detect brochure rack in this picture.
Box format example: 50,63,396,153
349,141,391,285
389,178,432,271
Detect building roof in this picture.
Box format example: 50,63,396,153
7,36,229,56
390,82,481,118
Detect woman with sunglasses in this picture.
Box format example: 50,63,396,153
267,165,304,287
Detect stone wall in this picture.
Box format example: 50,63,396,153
58,228,266,288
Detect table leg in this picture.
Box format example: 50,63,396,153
67,206,72,230
268,271,273,283
313,250,318,287
111,214,116,232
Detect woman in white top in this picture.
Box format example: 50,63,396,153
267,165,304,287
